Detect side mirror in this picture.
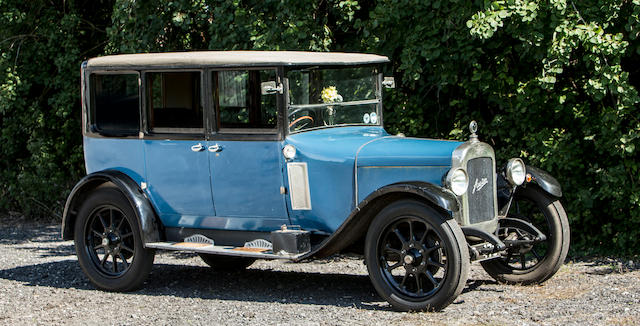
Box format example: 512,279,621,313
382,77,395,89
261,81,283,95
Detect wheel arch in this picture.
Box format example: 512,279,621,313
301,182,460,260
61,170,161,243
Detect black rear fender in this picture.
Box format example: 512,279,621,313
61,170,161,243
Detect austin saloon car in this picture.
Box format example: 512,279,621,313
62,51,570,311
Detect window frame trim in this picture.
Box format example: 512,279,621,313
208,66,285,141
283,64,385,136
140,69,207,140
84,69,142,139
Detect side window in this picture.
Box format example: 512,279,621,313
146,71,203,133
215,69,277,130
90,73,140,135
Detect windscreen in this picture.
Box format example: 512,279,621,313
287,66,380,132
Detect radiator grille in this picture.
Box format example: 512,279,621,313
466,157,495,224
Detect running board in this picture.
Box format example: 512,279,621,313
145,241,305,260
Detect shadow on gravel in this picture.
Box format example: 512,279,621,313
0,260,91,290
16,243,76,257
462,279,500,294
0,224,62,245
0,260,388,310
144,263,386,310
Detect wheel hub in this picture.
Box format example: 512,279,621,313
102,232,121,250
107,233,120,245
403,255,414,264
403,248,423,267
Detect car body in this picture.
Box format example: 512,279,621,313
62,51,570,311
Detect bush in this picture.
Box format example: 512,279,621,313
1,0,638,254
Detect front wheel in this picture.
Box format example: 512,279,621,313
481,186,570,284
74,186,155,291
365,200,469,312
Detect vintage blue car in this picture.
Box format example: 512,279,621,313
62,51,570,311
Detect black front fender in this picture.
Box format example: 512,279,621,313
497,165,562,215
525,166,562,198
61,170,160,243
298,181,459,260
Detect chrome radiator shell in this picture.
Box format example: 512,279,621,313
450,140,498,234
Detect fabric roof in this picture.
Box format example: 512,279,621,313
86,51,389,68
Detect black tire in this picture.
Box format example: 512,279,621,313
481,186,570,284
365,200,469,312
199,254,255,271
74,186,155,291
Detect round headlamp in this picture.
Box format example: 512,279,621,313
447,168,469,196
506,158,526,186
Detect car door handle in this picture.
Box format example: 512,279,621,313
208,144,223,152
191,143,205,152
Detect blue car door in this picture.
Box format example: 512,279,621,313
208,69,289,231
142,71,215,227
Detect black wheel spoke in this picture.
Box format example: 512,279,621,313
112,254,118,273
520,254,526,269
384,245,402,256
92,230,103,238
120,244,134,253
400,272,408,287
116,216,125,230
393,228,408,245
98,214,108,229
93,244,103,250
408,221,415,241
425,270,438,287
386,261,402,272
424,244,441,255
109,209,114,229
427,258,445,269
415,273,422,293
119,253,129,269
101,252,110,267
121,232,133,239
531,249,541,260
419,230,428,245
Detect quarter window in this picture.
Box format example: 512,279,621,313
146,72,203,133
90,73,140,135
215,70,277,130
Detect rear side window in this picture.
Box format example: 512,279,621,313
146,71,203,133
90,74,140,136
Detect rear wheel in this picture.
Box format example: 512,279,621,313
74,186,155,291
199,254,255,271
481,186,570,284
365,200,469,311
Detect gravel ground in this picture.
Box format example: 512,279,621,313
0,223,638,325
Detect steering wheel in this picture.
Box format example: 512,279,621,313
288,116,314,130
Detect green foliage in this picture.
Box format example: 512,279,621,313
0,0,114,218
1,0,639,254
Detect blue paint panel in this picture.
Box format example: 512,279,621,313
209,140,289,222
177,216,288,231
83,137,146,185
356,137,461,167
283,126,460,234
284,127,388,232
357,166,451,202
144,139,215,226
